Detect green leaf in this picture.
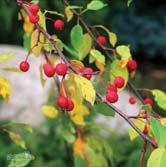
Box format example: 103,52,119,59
0,53,14,63
128,119,145,140
8,152,34,167
8,132,26,149
151,118,166,146
116,45,132,60
147,147,166,167
74,154,86,167
90,49,105,65
152,89,166,110
44,10,64,17
61,128,75,143
110,59,129,89
78,33,92,60
1,67,20,72
87,0,107,10
93,102,115,117
38,10,46,30
127,0,133,7
71,24,83,50
68,6,83,9
23,33,31,50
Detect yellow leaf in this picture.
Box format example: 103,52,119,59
9,132,26,149
31,30,45,56
116,45,131,62
70,60,84,70
95,60,105,73
65,6,74,22
39,65,46,87
74,75,96,105
0,78,11,100
1,67,20,72
69,99,89,126
109,32,117,47
41,105,58,119
23,16,34,33
0,52,14,63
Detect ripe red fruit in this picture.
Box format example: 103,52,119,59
144,98,153,106
127,59,137,72
43,64,55,77
56,96,68,109
54,19,64,30
129,97,136,104
82,68,93,80
29,14,39,24
19,61,30,72
143,124,148,135
106,92,119,103
55,63,68,76
114,76,125,88
97,36,107,45
106,84,117,93
66,99,74,111
29,3,39,15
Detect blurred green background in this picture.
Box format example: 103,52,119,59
0,0,165,166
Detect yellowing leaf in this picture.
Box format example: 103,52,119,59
9,132,26,149
95,61,105,73
1,67,20,72
74,75,96,105
128,119,145,140
160,118,166,126
23,16,34,33
41,105,58,118
70,60,84,70
90,49,105,65
152,89,166,110
65,6,74,22
39,65,46,87
119,59,129,69
0,77,11,100
109,32,117,47
0,52,14,63
78,33,92,60
116,45,131,66
69,99,89,126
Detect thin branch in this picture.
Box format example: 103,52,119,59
17,0,157,148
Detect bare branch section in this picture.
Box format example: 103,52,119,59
16,0,157,148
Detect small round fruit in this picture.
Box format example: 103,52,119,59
82,68,93,80
56,96,68,109
129,97,136,104
106,92,119,103
106,84,117,93
19,61,30,72
29,14,39,24
54,19,64,30
143,124,148,135
43,63,55,77
127,59,137,72
55,63,68,76
29,3,39,15
66,99,74,111
144,98,153,106
114,76,125,88
97,36,107,45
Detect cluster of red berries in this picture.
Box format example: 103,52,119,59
43,63,68,78
29,3,40,24
106,76,125,103
56,96,74,111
